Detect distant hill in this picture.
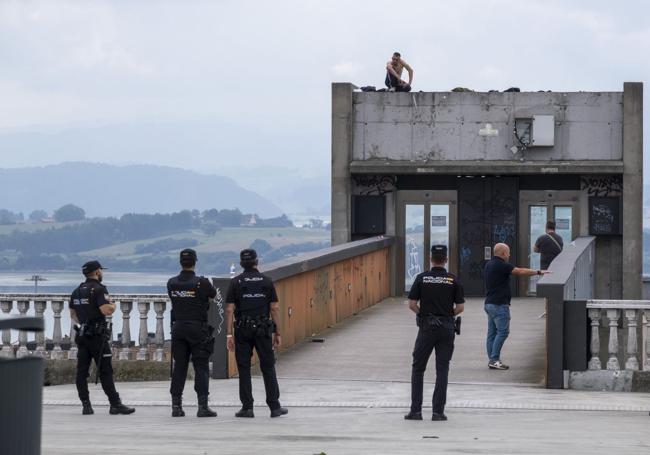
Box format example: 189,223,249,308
0,162,283,218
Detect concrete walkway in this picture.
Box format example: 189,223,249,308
42,297,650,454
274,297,546,385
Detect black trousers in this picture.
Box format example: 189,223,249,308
410,326,455,414
76,335,120,404
385,72,412,92
235,326,280,410
170,321,211,399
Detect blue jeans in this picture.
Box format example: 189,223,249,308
484,303,510,362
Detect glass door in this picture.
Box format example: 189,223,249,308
553,206,573,244
404,203,452,293
404,204,425,292
527,204,575,294
429,204,450,252
528,206,548,294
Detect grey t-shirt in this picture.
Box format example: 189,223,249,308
535,232,563,270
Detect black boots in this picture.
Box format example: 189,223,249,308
172,396,185,417
81,400,94,415
196,396,217,417
431,412,448,421
270,407,288,418
109,401,136,415
235,408,255,418
404,411,423,420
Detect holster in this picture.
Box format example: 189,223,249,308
76,321,110,340
200,325,216,355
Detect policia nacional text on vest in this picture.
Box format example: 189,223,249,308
167,249,218,418
404,245,465,422
69,260,135,416
225,248,288,418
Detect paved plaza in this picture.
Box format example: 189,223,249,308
42,298,650,454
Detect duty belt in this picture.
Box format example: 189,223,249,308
416,313,455,330
235,315,272,329
76,320,110,338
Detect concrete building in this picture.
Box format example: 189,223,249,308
331,82,643,299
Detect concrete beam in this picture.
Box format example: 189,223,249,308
349,160,625,175
331,83,355,245
622,82,643,299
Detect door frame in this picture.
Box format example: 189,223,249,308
396,190,458,294
518,190,581,295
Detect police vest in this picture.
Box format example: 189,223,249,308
234,272,273,318
168,275,208,322
70,281,106,324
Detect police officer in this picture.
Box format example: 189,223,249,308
69,260,135,415
225,249,288,418
404,245,465,421
168,249,218,417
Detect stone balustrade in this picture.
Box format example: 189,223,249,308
0,294,170,361
586,300,650,372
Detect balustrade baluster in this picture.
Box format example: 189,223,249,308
119,300,133,360
644,310,650,371
606,309,620,370
68,298,78,360
50,300,64,359
16,300,30,358
106,311,114,346
587,308,602,370
154,301,166,361
624,309,639,370
34,300,47,357
137,301,150,360
0,300,14,358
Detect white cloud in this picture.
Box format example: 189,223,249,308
331,62,364,78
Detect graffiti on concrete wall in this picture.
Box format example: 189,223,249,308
580,176,622,197
353,175,397,196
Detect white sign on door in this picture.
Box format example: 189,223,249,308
556,218,570,230
431,216,447,227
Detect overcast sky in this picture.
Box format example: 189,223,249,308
0,0,648,176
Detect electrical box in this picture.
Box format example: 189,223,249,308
514,115,554,147
532,115,554,146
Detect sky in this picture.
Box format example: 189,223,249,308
0,0,648,178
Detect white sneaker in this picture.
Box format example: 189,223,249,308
488,360,509,370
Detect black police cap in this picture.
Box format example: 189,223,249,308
82,260,106,275
240,249,257,261
431,244,448,256
180,248,198,265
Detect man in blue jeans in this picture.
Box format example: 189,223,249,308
484,243,550,370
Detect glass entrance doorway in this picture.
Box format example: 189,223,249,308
527,204,576,294
401,198,455,293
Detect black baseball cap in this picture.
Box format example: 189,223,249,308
82,260,106,275
431,245,448,256
180,248,198,265
240,249,257,261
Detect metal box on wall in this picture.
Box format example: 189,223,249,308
532,115,555,146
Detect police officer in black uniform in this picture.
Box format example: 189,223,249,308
404,245,465,421
168,248,218,417
70,260,135,415
225,249,288,418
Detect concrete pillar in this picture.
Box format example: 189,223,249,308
331,83,355,246
385,191,398,296
622,82,643,299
